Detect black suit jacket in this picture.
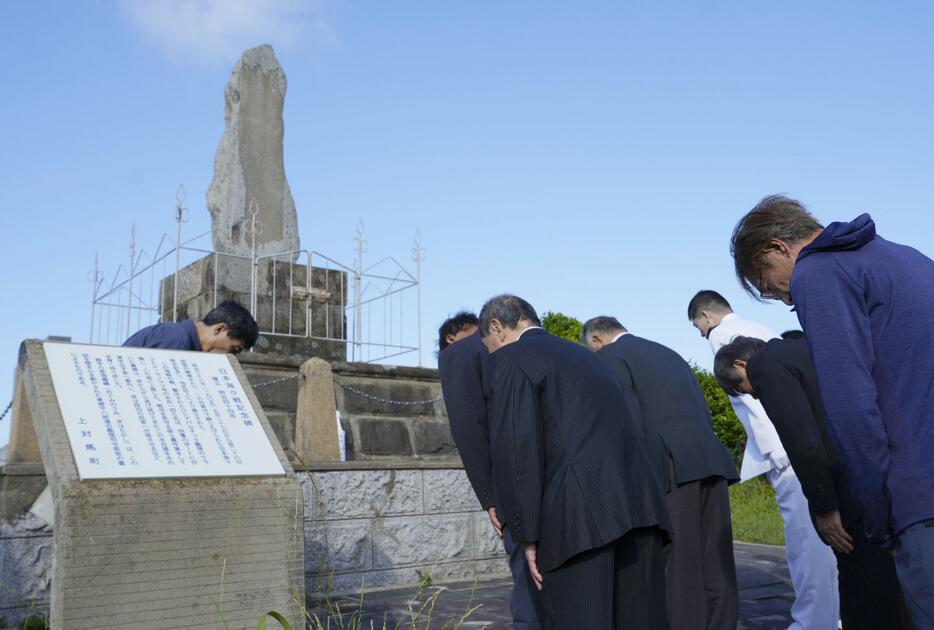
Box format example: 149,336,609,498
597,334,739,491
487,328,671,573
439,332,495,510
747,338,856,525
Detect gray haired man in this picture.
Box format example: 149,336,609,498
730,195,934,627
582,316,739,630
481,295,670,629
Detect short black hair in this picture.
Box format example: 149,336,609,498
687,290,732,320
437,311,479,351
714,336,766,396
580,316,627,344
781,330,805,340
202,300,259,349
478,294,541,337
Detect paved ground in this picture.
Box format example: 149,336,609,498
308,542,795,629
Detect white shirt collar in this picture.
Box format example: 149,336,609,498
516,326,543,340
610,331,629,344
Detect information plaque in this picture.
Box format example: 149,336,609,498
43,342,285,480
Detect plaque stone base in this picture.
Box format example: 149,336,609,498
19,340,305,629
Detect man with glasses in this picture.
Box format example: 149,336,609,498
731,195,934,627
123,300,259,355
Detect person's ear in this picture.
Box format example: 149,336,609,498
763,238,792,257
214,323,229,336
733,359,748,369
444,333,457,346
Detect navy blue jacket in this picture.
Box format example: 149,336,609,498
123,320,200,351
487,328,670,572
597,334,738,491
792,213,934,543
438,332,495,510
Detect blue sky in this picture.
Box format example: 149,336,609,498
2,1,934,441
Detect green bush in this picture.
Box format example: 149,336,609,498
691,364,746,467
541,311,583,343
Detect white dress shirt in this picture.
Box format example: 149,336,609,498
708,313,785,481
610,331,629,344
516,325,544,340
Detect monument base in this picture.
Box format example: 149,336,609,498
161,253,348,361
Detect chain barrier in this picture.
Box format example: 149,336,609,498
248,375,443,408
250,375,299,390
0,400,11,422
335,381,442,406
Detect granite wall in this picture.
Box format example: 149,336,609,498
300,466,507,596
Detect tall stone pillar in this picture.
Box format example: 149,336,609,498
207,44,300,261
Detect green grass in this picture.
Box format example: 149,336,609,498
729,477,784,546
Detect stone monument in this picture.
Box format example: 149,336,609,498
17,340,305,629
207,44,300,261
163,44,347,360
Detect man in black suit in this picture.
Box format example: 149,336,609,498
715,336,904,630
582,316,739,630
437,311,543,629
479,295,671,630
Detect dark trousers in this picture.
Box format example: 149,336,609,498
836,520,903,630
540,528,667,630
504,528,544,629
895,520,934,630
665,474,738,630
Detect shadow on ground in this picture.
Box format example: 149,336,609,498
308,542,794,629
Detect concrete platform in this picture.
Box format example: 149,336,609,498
308,541,795,629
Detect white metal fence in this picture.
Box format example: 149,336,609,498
90,189,424,365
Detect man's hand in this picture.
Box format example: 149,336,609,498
524,543,543,591
768,448,791,472
815,510,854,554
487,507,503,539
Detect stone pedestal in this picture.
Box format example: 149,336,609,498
160,253,348,361
19,340,305,629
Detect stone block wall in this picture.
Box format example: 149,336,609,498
299,466,508,596
237,355,460,464
332,363,457,460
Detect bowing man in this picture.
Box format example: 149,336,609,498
480,294,671,630
582,316,739,630
437,311,543,629
715,336,905,630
